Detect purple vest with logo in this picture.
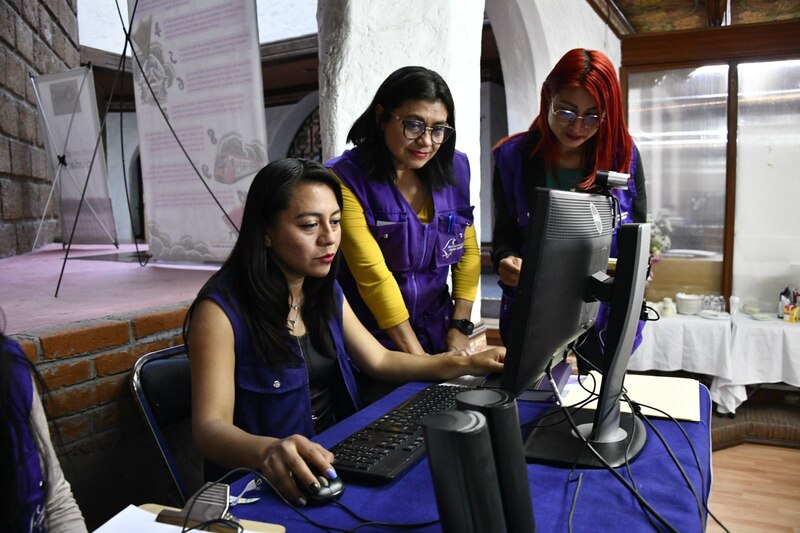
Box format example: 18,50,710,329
492,133,644,352
3,337,47,533
326,148,474,353
204,281,362,478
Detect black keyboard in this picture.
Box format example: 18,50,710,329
331,384,474,482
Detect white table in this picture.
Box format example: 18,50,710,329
710,314,800,414
630,313,733,380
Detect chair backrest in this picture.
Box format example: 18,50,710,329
130,344,192,503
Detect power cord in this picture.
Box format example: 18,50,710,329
628,399,731,533
544,364,678,533
573,348,728,532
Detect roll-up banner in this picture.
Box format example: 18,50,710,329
32,66,118,247
128,0,267,262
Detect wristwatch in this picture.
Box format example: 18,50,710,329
448,318,474,336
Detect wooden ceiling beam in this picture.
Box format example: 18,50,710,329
622,19,800,68
586,0,635,37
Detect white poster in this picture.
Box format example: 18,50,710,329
32,66,118,246
128,0,267,262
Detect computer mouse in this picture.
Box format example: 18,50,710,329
297,466,345,504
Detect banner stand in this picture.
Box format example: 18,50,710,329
29,66,119,252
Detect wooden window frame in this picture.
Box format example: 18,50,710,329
620,20,800,300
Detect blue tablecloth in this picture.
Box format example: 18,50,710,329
231,381,712,532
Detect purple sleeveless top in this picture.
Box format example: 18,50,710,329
326,147,474,353
3,337,47,532
202,281,362,478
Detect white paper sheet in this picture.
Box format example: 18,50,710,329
561,372,701,422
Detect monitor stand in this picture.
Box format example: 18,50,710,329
523,406,646,468
480,358,572,402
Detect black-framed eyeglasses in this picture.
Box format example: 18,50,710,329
390,113,455,144
550,103,604,131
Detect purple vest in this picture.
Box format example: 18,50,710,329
3,337,47,533
326,148,474,353
204,281,362,478
492,134,644,351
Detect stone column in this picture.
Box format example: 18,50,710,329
317,0,486,320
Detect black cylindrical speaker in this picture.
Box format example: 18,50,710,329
456,389,536,533
422,410,507,533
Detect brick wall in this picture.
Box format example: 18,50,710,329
0,0,80,258
10,303,193,528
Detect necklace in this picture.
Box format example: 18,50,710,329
287,302,301,331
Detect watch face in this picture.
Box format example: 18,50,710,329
451,319,474,335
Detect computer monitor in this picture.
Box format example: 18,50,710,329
499,188,613,396
498,188,651,468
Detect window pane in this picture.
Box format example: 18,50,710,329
628,66,728,298
734,59,800,307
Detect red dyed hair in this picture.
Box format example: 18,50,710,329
530,48,632,190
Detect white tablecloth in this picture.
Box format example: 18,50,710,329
709,315,800,414
629,313,733,380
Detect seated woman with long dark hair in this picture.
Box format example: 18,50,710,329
184,158,504,506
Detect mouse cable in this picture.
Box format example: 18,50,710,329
627,400,731,533
209,466,440,532
545,366,679,533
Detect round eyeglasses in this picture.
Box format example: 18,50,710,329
550,104,603,131
390,113,454,144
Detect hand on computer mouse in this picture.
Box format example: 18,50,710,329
296,464,345,505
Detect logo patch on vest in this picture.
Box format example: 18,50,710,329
442,238,464,258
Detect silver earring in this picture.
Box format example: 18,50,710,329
265,235,272,247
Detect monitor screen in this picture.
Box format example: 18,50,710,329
499,188,614,398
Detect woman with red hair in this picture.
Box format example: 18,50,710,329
491,48,647,360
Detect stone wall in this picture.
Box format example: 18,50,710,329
0,0,80,258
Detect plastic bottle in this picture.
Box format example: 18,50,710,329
779,287,792,319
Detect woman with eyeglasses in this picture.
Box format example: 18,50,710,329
491,48,647,356
325,66,479,400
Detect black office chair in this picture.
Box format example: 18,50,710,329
130,344,196,504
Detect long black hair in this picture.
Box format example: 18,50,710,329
185,159,344,368
1,315,51,532
346,66,457,191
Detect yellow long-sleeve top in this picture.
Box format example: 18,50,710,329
339,180,480,330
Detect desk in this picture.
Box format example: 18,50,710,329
710,315,800,414
230,381,713,532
